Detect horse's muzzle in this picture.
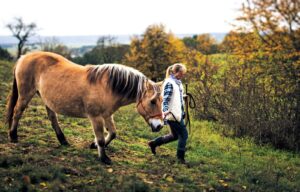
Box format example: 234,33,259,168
149,118,163,132
151,124,163,132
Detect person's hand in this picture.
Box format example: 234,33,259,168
163,111,170,118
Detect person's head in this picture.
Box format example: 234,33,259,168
165,63,187,80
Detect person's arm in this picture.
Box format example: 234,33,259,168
162,82,173,113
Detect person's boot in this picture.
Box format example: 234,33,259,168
148,141,157,155
148,137,164,155
177,150,186,164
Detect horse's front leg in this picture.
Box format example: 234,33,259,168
90,115,117,149
104,115,117,147
89,115,111,165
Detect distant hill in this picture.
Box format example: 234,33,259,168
0,33,226,48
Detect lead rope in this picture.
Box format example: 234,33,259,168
184,83,196,147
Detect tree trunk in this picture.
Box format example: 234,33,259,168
17,40,24,59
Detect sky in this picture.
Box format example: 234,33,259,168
0,0,242,36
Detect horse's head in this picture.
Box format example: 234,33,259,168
136,80,163,132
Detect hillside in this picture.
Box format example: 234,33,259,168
0,60,299,192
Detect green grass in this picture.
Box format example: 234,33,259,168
0,59,300,191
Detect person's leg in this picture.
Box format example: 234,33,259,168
173,120,188,163
148,121,178,155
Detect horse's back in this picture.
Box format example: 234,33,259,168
16,51,76,72
15,51,84,83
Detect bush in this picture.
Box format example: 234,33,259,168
189,52,299,151
0,46,13,61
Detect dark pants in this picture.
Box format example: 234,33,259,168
154,119,188,151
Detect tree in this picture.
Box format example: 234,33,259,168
39,37,71,59
124,24,186,81
6,17,37,59
187,0,300,150
76,36,129,65
196,34,218,55
182,35,198,50
219,31,264,54
237,0,300,51
205,0,300,150
96,36,116,48
238,0,300,150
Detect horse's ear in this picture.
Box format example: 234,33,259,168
145,80,153,90
154,81,163,87
154,81,163,93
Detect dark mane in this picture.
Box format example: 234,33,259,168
86,64,147,100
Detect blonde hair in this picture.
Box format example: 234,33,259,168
165,63,187,78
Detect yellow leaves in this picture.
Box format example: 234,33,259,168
124,24,188,80
166,176,174,182
196,34,217,54
221,31,264,54
87,179,96,185
218,179,229,188
40,182,47,188
143,179,154,184
163,173,174,182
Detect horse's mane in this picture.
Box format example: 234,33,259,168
86,64,147,101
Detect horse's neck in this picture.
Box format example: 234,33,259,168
121,99,136,106
115,97,137,109
112,83,144,110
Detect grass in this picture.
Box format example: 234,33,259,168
0,59,300,191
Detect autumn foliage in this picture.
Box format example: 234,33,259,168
124,24,187,81
190,0,300,151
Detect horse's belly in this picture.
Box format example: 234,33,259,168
53,105,87,118
38,75,87,117
41,95,87,118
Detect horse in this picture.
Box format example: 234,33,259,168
6,51,163,164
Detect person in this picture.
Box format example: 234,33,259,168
148,63,188,164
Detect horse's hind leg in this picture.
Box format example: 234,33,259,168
45,106,69,146
9,94,35,142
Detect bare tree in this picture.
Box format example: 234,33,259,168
6,17,37,59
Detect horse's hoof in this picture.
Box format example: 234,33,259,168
9,132,18,143
100,155,112,165
60,141,70,146
10,138,18,143
90,142,97,149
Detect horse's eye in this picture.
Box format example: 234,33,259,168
150,99,156,105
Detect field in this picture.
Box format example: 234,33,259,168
0,60,300,192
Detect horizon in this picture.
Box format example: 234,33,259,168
0,33,227,47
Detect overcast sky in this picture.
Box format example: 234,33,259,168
0,0,242,36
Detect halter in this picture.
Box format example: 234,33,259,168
136,82,163,122
136,99,163,122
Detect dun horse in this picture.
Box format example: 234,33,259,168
6,51,163,164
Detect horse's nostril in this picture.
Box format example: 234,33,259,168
149,120,163,132
152,125,162,132
151,125,156,132
157,125,163,131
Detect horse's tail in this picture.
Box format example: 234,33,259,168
6,71,18,128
